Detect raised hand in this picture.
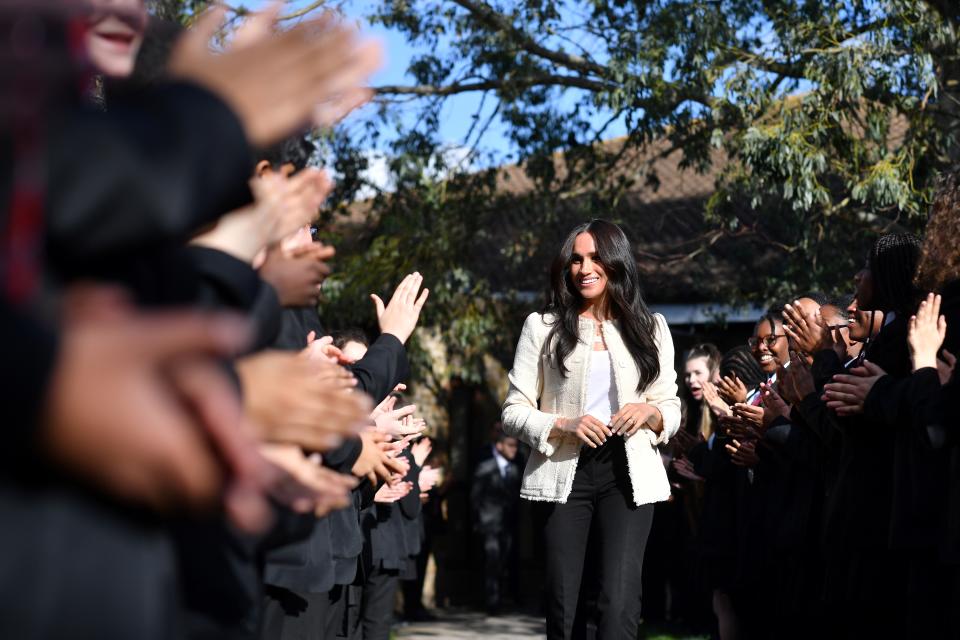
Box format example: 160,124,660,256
782,300,828,356
701,380,732,417
717,373,748,405
168,6,383,147
371,272,430,345
822,361,887,416
554,414,612,448
908,293,947,372
610,403,663,436
236,351,368,452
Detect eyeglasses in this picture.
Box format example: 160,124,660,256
747,335,785,349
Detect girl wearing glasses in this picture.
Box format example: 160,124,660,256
501,219,681,640
748,314,789,381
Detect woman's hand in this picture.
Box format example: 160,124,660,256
610,403,663,436
908,293,947,372
717,373,748,405
554,415,611,448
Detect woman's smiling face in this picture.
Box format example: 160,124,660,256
570,232,608,301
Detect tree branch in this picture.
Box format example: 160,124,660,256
449,0,610,78
375,74,617,96
280,0,326,21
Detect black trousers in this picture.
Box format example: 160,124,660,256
538,437,654,640
482,528,515,609
260,584,354,640
359,566,398,640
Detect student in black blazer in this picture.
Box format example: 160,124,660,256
471,433,522,613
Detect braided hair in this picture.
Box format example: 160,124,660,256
868,233,922,317
719,345,766,390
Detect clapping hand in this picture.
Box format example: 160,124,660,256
168,6,382,148
777,354,815,406
260,443,357,517
725,439,759,467
374,481,413,504
258,242,334,307
732,402,765,431
237,351,367,452
419,465,441,493
908,293,947,373
822,361,887,416
352,431,404,485
701,380,732,417
759,382,791,426
717,373,748,405
302,332,351,365
372,397,426,439
719,413,761,442
672,457,704,482
782,301,828,358
670,428,704,457
371,273,430,345
49,287,271,531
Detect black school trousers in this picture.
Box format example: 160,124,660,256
537,436,654,640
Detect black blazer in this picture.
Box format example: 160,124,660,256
470,457,520,535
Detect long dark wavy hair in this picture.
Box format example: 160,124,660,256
542,219,661,392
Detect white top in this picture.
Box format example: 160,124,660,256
492,445,510,478
584,349,618,425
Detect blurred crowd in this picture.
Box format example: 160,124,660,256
1,1,443,639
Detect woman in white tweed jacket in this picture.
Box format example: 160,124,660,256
501,220,680,640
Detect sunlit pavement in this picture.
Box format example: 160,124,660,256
394,609,546,639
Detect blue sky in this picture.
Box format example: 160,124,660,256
263,0,629,166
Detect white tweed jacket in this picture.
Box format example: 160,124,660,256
501,311,681,506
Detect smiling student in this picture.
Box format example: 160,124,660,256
501,219,681,640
